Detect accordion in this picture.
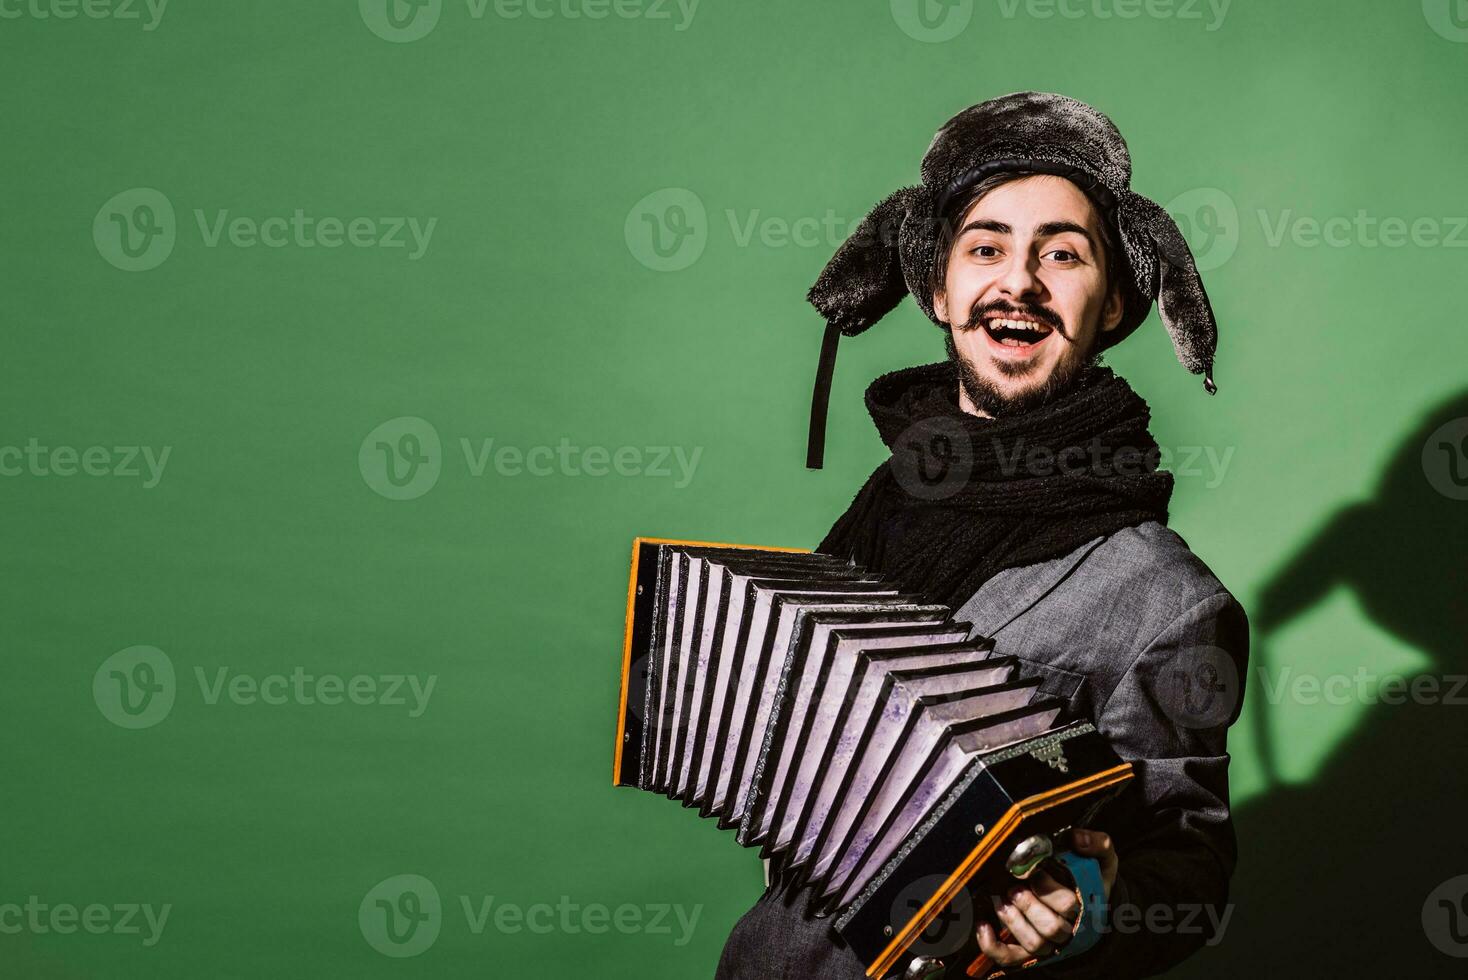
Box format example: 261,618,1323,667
612,538,1133,979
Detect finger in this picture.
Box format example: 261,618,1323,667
1071,828,1119,893
976,921,1029,967
1008,887,1073,946
991,894,1054,957
1026,870,1081,924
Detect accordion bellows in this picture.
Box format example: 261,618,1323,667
613,538,1133,979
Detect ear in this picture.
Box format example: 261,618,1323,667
1099,280,1124,334
933,286,948,325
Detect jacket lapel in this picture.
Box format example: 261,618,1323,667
953,534,1108,637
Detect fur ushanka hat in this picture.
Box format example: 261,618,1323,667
804,91,1219,468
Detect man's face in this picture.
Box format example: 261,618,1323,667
933,174,1124,416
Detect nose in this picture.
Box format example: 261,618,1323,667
995,249,1044,304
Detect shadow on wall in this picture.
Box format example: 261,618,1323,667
1173,389,1468,977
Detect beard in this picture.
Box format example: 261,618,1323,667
944,301,1104,417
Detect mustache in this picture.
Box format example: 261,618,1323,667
957,301,1067,334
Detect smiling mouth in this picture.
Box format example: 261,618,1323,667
981,315,1055,350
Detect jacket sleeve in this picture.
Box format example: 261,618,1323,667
1041,589,1249,980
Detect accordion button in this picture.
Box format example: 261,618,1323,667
1005,834,1055,880
902,955,946,980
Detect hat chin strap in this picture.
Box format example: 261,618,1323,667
806,321,842,469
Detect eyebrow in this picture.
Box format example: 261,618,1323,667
957,219,1098,248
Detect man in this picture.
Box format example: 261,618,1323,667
715,92,1247,979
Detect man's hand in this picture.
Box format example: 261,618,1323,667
975,829,1118,969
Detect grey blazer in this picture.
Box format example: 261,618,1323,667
718,520,1249,980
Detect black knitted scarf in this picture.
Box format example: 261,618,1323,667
816,360,1174,609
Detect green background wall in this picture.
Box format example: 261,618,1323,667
3,1,1466,976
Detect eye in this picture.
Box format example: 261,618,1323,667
968,244,1001,258
1046,248,1080,263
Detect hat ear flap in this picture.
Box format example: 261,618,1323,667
803,185,922,470
1121,191,1219,392
807,185,923,335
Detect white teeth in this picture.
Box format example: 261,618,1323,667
995,318,1048,332
987,318,1050,335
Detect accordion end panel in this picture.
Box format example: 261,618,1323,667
836,727,1134,979
613,537,810,789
